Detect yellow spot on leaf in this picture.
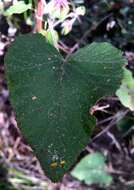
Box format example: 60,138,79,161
50,162,57,168
60,160,66,167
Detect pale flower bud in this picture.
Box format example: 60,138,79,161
44,0,70,19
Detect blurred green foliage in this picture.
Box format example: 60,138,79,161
0,164,18,190
0,0,133,50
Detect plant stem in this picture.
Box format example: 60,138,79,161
35,0,43,32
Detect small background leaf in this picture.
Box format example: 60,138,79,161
5,1,31,16
71,152,112,186
116,68,134,111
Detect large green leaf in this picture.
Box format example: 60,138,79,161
71,152,112,186
5,33,126,181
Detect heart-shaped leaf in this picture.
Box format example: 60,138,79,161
5,33,126,181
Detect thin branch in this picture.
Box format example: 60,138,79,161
92,109,129,142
